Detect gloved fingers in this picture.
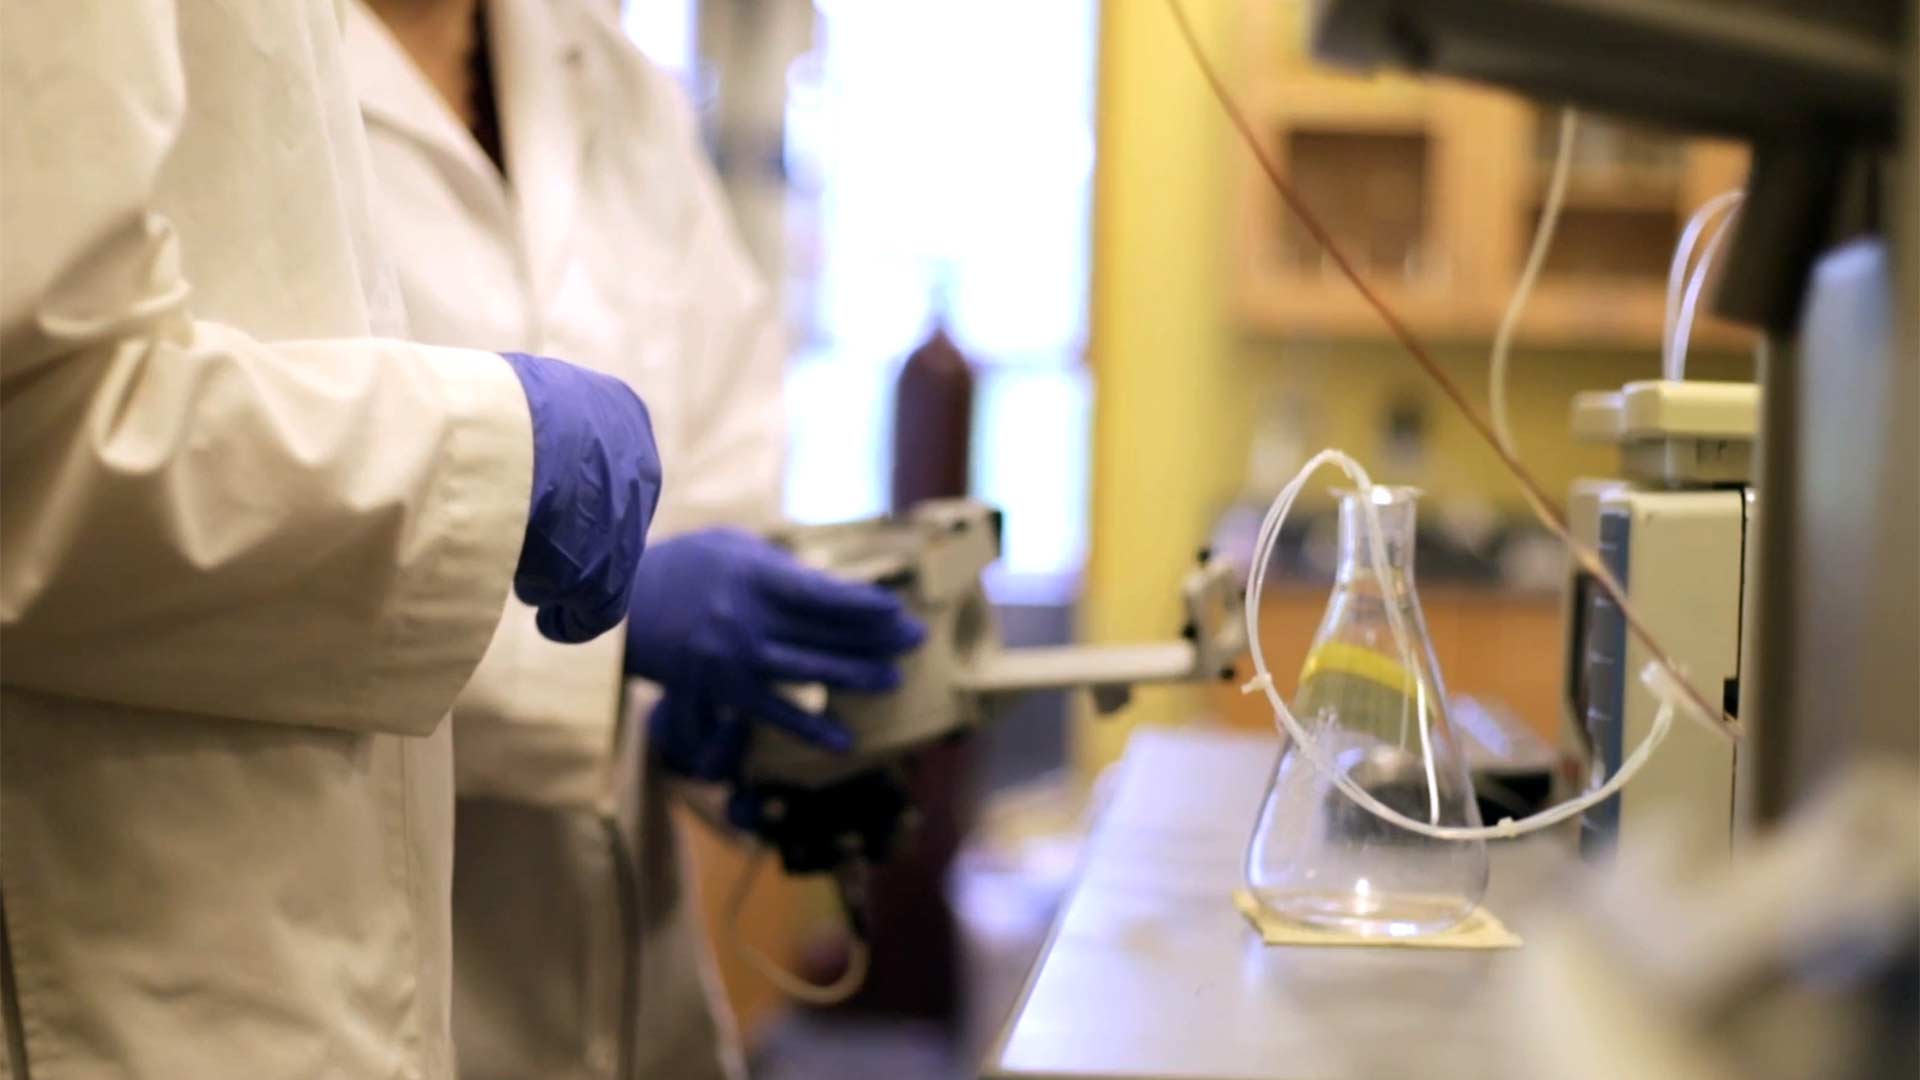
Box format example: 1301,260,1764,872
535,605,581,643
693,711,753,781
501,352,661,648
519,517,642,644
744,686,855,753
763,603,927,656
760,563,913,623
536,600,618,644
754,640,905,693
510,533,579,615
688,525,762,551
650,692,752,782
648,692,699,777
533,570,633,644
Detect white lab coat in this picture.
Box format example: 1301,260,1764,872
0,3,538,1080
345,2,782,1077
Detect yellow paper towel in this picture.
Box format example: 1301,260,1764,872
1232,889,1522,950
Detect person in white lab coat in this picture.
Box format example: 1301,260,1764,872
346,3,923,1078
0,3,665,1078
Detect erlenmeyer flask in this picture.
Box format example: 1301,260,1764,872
1244,487,1488,937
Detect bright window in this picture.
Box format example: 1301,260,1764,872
630,1,1096,601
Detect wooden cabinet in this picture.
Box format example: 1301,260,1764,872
1215,587,1566,743
1233,2,1756,349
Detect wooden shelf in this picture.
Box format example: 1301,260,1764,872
1235,273,1481,341
1517,280,1754,350
1258,75,1430,131
1215,590,1567,741
1231,1,1755,349
1538,168,1683,213
1234,272,1754,350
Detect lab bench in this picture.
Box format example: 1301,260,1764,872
981,728,1575,1080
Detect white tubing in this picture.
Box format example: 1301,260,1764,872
1668,203,1741,380
1490,109,1577,456
724,845,870,1005
1664,191,1744,380
1243,449,1702,842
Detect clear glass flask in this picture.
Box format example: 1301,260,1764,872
1244,487,1488,937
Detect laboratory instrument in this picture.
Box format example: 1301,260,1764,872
1244,487,1488,937
726,497,1245,889
1562,380,1758,861
706,497,1243,1002
632,527,924,781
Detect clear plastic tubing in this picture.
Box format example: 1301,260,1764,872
1664,191,1744,381
1242,449,1704,843
1489,108,1577,455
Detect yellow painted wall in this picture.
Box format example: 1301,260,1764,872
1078,0,1751,777
1232,341,1750,512
1081,0,1254,775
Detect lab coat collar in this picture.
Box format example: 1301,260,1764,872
344,2,503,197
488,0,599,307
346,0,605,304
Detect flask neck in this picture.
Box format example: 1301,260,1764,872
1333,488,1419,591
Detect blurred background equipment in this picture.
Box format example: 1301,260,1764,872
989,2,1911,1079
831,314,978,1039
1197,0,1760,763
1308,0,1915,825
1499,757,1920,1080
624,0,1913,1076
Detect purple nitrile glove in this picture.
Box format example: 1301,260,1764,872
500,352,663,644
629,528,926,780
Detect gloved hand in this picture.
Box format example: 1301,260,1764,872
629,529,926,781
500,352,663,643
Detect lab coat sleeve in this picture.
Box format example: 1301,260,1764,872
0,1,534,736
443,57,786,807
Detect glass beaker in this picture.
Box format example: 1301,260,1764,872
1244,487,1488,937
